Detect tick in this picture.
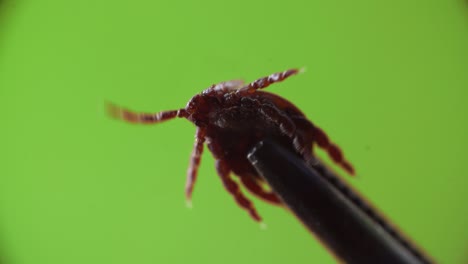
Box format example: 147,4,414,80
108,68,355,222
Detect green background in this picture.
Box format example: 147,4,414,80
1,0,467,263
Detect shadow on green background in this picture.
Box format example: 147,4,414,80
1,0,467,263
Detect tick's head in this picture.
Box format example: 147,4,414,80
185,93,212,126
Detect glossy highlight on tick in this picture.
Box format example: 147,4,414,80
108,68,355,222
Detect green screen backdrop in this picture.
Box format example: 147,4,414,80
1,0,467,263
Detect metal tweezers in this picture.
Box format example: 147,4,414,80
247,140,434,264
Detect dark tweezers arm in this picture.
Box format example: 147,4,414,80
247,140,432,264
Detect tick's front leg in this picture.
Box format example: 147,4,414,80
237,68,303,94
185,127,206,205
107,102,187,124
216,160,262,222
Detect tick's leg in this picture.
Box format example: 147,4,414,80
216,160,262,222
185,127,206,204
107,102,187,124
291,116,317,159
237,68,303,94
240,176,282,205
258,102,310,157
314,127,355,175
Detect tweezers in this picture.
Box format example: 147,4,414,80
247,140,433,264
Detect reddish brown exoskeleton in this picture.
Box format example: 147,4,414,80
108,69,354,222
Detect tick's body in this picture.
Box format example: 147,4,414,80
109,69,354,222
205,92,307,178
